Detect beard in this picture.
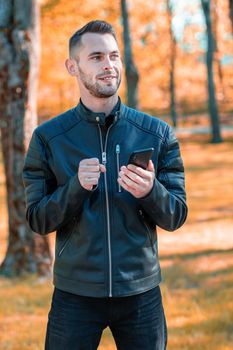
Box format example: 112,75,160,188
78,66,121,98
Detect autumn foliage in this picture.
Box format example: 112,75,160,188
39,0,233,121
0,0,233,349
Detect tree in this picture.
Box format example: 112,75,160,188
201,0,222,143
212,0,226,101
166,0,178,127
229,0,233,31
121,0,139,109
0,0,52,276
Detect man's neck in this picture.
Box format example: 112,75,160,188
80,94,118,116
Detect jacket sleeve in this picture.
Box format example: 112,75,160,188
22,130,91,235
138,125,188,231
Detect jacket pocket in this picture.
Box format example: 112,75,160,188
139,209,156,255
116,144,122,193
57,218,76,257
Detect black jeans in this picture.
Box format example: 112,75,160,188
45,285,167,350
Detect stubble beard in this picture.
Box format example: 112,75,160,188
78,66,121,98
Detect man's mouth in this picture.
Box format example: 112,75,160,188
98,75,116,81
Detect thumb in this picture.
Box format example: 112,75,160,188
99,164,106,173
147,160,155,172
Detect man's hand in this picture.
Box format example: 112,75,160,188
78,158,106,191
117,160,155,198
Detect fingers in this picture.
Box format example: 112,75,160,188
117,178,137,194
82,175,99,186
127,160,155,172
119,168,146,187
80,158,99,165
118,175,142,191
78,158,105,190
78,156,155,195
118,160,155,198
122,161,155,180
79,165,100,172
147,160,155,172
78,172,99,191
79,158,99,171
79,158,106,172
99,164,106,173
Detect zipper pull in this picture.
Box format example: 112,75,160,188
116,144,122,193
115,111,120,122
139,209,143,216
102,152,107,164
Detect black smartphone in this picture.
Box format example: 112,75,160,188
128,148,154,169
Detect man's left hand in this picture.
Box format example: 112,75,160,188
118,160,155,198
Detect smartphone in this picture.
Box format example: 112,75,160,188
128,148,154,169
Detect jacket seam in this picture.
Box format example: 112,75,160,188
31,132,54,181
36,114,82,146
54,271,104,284
114,266,161,283
163,126,171,147
125,117,166,141
122,104,169,141
162,126,173,187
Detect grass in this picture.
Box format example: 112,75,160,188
0,131,233,349
162,256,233,350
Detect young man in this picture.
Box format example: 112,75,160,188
23,20,187,350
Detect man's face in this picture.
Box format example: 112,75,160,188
73,33,122,98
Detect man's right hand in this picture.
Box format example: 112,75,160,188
78,158,106,191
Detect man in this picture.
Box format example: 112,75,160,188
23,20,187,350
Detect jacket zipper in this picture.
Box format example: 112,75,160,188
116,144,122,193
139,209,155,255
97,117,116,297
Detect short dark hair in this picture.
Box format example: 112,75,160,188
69,20,117,57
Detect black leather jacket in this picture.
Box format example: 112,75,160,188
22,101,187,297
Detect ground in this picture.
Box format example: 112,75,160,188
0,127,233,349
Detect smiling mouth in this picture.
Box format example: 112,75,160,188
98,76,116,81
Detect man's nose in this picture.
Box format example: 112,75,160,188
102,56,113,70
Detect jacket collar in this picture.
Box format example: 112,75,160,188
76,97,122,125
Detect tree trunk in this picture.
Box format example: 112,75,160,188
121,0,139,109
212,0,226,101
166,0,178,128
229,0,233,32
201,0,222,143
0,0,52,276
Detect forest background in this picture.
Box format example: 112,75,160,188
0,0,233,349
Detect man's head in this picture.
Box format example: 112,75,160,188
65,20,122,100
69,20,118,59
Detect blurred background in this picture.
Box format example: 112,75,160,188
0,0,233,349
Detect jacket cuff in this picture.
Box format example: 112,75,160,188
68,174,93,199
137,179,166,215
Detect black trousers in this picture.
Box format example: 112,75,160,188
45,285,167,350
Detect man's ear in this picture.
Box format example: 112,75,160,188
65,58,78,76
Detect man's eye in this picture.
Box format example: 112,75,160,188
91,56,101,61
111,54,119,59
